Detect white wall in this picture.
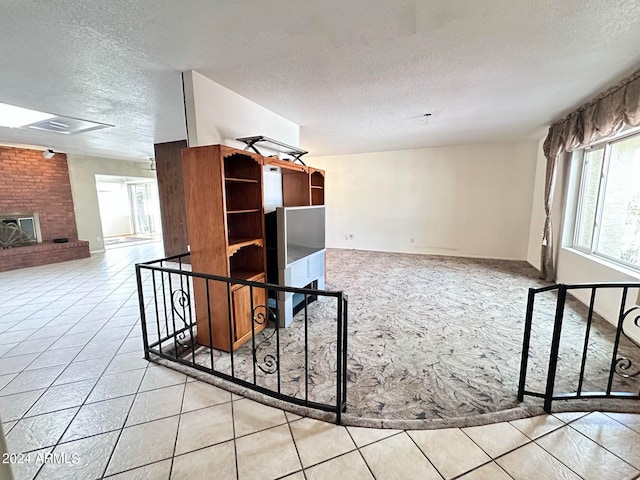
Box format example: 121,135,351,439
526,138,547,269
527,141,640,325
308,141,538,260
183,70,299,150
67,154,155,252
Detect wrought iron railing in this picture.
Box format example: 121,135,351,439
135,253,348,423
518,282,640,412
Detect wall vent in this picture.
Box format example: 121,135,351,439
22,115,113,135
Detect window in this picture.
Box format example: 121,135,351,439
573,131,640,270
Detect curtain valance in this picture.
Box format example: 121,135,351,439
541,69,640,281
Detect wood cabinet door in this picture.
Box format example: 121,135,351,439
232,277,266,343
232,285,252,342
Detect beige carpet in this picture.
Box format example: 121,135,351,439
145,249,640,424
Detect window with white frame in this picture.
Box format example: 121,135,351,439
573,131,640,271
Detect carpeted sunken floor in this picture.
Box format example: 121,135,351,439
148,249,640,424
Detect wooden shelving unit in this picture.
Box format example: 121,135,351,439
182,145,266,351
181,144,325,352
310,168,325,206
225,177,259,183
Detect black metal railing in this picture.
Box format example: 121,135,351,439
518,282,640,412
135,253,348,423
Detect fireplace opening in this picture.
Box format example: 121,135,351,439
0,213,41,248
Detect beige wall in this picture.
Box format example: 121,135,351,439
309,141,539,260
67,154,155,252
183,70,299,150
526,138,548,269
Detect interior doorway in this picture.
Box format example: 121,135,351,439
95,175,162,248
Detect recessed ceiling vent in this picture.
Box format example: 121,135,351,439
22,115,113,135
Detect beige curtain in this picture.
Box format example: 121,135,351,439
541,69,640,281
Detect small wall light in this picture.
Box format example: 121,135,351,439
42,148,55,159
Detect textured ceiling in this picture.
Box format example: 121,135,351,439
1,0,640,159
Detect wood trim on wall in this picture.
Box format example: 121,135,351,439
154,140,189,257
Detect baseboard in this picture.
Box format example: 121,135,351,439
326,246,528,262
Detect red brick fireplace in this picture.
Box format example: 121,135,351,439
0,146,89,272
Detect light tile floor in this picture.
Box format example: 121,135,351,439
1,243,640,479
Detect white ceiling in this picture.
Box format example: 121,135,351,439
1,0,640,159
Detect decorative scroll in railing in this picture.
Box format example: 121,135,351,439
135,253,348,424
518,283,640,412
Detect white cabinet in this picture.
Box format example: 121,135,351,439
277,249,325,327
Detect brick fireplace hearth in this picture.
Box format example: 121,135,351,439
0,146,89,272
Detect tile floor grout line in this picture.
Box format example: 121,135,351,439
20,378,100,421
167,374,188,479
97,361,154,479
0,288,133,393
284,415,308,480
4,263,125,349
302,447,366,476
405,430,447,479
343,425,383,479
457,424,540,471
91,403,293,469
449,460,513,480
230,394,240,480
602,410,640,434
551,411,589,425
2,273,133,340
486,426,584,480
3,349,148,423
27,322,149,480
565,421,640,473
1,361,99,422
5,244,640,479
531,433,605,480
12,379,226,455
100,458,169,479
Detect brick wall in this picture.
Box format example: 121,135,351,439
0,241,89,272
0,146,78,241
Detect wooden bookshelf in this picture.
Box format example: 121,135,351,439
182,145,267,351
181,145,326,351
310,168,325,205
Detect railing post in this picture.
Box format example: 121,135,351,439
544,285,567,413
342,295,348,410
250,285,257,387
577,288,597,396
134,253,352,420
135,264,150,360
517,288,536,402
607,287,629,394
226,282,234,376
336,293,344,424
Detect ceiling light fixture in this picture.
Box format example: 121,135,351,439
0,102,55,128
